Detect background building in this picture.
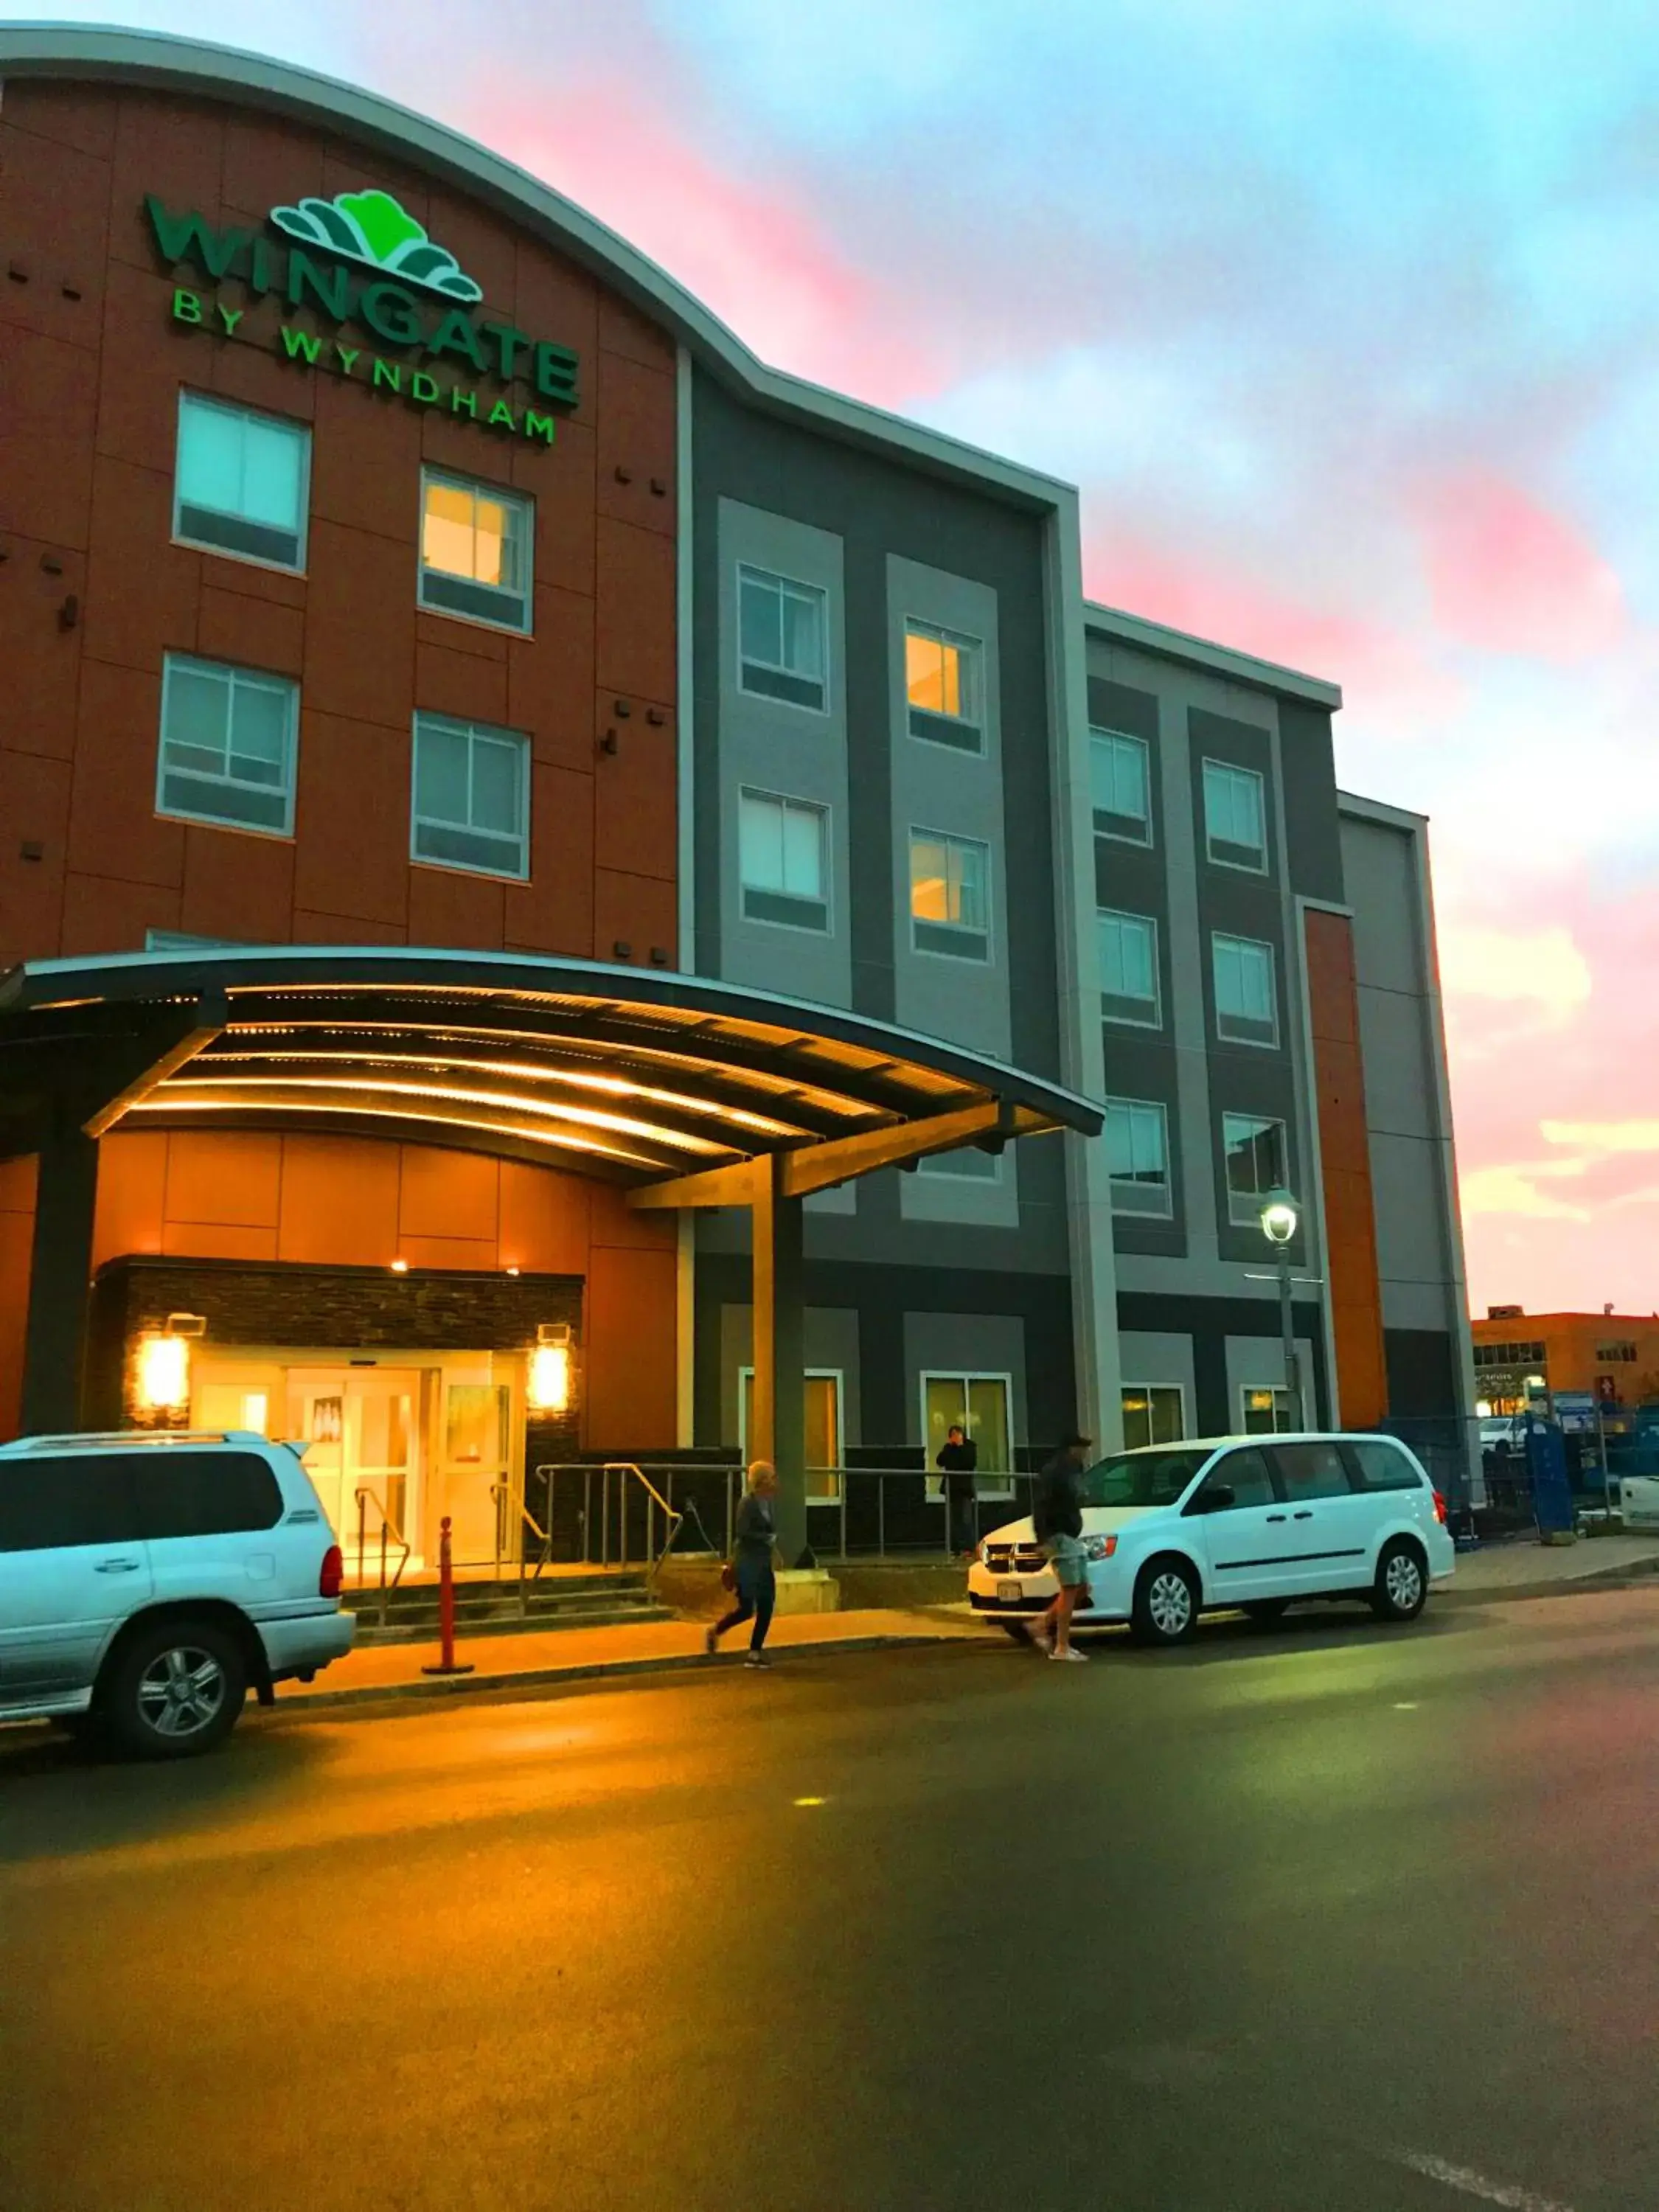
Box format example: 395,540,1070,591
0,26,1475,1554
1472,1309,1659,1414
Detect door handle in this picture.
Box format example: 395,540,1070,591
1293,1510,1314,1520
1266,1513,1287,1523
94,1559,142,1573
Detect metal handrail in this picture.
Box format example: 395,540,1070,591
352,1483,411,1627
535,1461,685,1584
490,1481,552,1582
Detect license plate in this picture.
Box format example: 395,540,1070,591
998,1580,1023,1605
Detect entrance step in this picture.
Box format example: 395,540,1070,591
342,1573,673,1645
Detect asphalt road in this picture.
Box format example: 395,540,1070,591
4,1589,1658,2212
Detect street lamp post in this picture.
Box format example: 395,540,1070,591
1259,1189,1302,1430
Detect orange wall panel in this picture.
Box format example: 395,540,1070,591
93,1131,169,1266
159,1220,281,1262
1306,909,1388,1428
584,1243,678,1450
163,1130,283,1228
499,1159,590,1274
0,1208,33,1442
398,1148,500,1243
276,1134,401,1263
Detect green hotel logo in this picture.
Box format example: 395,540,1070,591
268,189,483,304
147,184,580,443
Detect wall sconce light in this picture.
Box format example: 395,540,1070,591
390,1258,409,1274
527,1322,573,1413
136,1312,205,1413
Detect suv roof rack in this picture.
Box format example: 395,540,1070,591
0,1429,267,1453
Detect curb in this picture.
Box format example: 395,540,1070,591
1436,1562,1659,1609
270,1626,973,1716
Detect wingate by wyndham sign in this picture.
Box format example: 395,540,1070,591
148,187,580,445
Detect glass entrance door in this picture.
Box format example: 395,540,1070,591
739,1370,844,1500
437,1367,514,1565
922,1374,1015,1501
286,1368,423,1573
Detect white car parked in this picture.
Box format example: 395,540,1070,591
0,1429,355,1756
967,1432,1455,1646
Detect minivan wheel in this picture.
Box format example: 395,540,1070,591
1371,1540,1427,1624
1132,1557,1200,1646
102,1620,247,1760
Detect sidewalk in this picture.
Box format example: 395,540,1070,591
274,1536,1659,1717
276,1604,981,1712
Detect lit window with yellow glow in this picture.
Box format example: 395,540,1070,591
419,468,533,633
909,829,990,961
905,622,982,752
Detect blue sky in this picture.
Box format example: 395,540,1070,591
15,0,1659,1310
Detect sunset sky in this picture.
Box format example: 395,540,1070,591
24,0,1659,1316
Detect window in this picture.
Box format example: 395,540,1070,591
905,622,982,751
158,655,298,835
741,1369,843,1500
411,712,530,878
1222,1112,1287,1227
1346,1440,1425,1493
1105,1098,1171,1217
0,1453,142,1551
1090,728,1151,845
738,565,827,711
1273,1441,1352,1503
738,790,829,931
910,830,990,959
1203,758,1267,871
419,469,533,632
174,392,309,570
136,1451,284,1539
1212,933,1278,1046
1121,1385,1185,1451
1098,909,1161,1026
922,1374,1014,1503
1242,1385,1298,1436
1193,1448,1276,1511
918,1147,1002,1181
1596,1341,1638,1363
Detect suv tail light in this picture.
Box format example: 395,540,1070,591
319,1543,344,1599
1432,1489,1448,1526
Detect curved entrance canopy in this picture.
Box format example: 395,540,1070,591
0,948,1102,1196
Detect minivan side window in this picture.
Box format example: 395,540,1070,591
1192,1448,1276,1512
0,1456,143,1551
1273,1441,1353,1503
1345,1440,1425,1493
136,1452,285,1540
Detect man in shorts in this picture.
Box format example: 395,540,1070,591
1030,1430,1093,1662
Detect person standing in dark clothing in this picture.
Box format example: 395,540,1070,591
936,1423,980,1557
1029,1430,1093,1662
706,1461,779,1669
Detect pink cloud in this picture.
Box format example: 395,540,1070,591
1082,534,1464,722
1416,466,1626,660
451,72,949,406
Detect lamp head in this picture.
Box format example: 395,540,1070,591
1259,1189,1298,1246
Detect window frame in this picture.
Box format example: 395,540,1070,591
1211,931,1279,1048
417,465,535,636
1104,1096,1173,1218
1098,908,1163,1029
156,653,299,840
409,710,532,882
736,562,830,716
737,786,832,936
1089,726,1152,847
908,827,993,962
1239,1384,1299,1436
903,617,984,755
739,1366,845,1501
1120,1382,1187,1451
172,389,311,576
1201,757,1269,874
919,1370,1016,1503
1222,1110,1289,1228
917,1146,1004,1183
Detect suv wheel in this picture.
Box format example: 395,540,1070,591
1371,1540,1427,1624
102,1619,247,1760
1132,1557,1200,1646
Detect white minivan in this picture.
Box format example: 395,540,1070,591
967,1432,1455,1646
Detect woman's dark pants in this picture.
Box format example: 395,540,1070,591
714,1555,776,1651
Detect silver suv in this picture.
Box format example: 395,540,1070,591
0,1430,354,1759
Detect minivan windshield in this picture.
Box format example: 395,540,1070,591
1078,1448,1212,1509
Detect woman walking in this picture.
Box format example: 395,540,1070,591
706,1460,779,1668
